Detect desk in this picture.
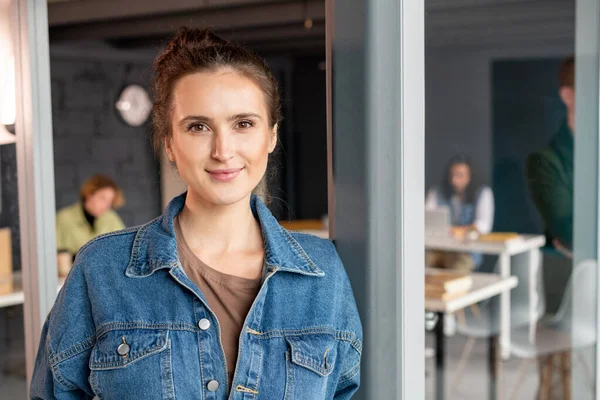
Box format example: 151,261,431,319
279,221,329,239
426,271,518,400
426,234,545,359
0,273,65,309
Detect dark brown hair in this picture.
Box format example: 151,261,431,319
80,174,125,209
440,154,484,205
151,27,282,156
559,56,574,89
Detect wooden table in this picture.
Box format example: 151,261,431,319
279,221,329,239
426,234,545,359
426,271,518,400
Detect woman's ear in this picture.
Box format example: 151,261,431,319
268,124,278,153
164,136,175,162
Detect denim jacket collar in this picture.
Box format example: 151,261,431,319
125,193,324,278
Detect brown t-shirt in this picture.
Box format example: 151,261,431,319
174,216,261,389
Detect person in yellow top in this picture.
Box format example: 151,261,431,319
56,174,126,260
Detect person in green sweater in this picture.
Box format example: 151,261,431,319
527,56,574,258
56,174,126,265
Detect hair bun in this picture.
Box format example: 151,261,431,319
174,27,228,50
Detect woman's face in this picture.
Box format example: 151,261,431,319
166,69,277,207
450,163,471,195
84,187,116,217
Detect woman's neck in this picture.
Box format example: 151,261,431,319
81,203,96,228
178,191,263,256
453,191,464,201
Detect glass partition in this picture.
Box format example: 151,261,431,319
424,0,599,399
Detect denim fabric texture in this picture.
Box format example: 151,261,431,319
30,193,362,399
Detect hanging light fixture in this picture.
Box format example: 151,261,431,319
0,1,16,146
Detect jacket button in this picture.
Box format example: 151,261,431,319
198,318,211,330
207,380,219,392
117,343,130,357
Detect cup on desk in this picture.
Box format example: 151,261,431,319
57,251,73,277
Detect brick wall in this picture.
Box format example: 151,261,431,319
51,57,161,227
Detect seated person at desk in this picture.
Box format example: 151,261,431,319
56,174,126,271
426,154,495,271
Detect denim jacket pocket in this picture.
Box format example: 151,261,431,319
284,333,337,399
287,334,337,376
89,329,174,400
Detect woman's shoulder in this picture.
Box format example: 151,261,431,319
101,207,122,220
98,208,126,228
288,231,362,338
427,186,440,195
289,231,336,256
55,202,80,220
478,185,493,197
288,231,348,278
75,221,150,265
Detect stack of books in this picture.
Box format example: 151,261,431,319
425,269,473,300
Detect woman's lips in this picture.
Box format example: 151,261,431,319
207,168,243,182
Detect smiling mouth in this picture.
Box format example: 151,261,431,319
207,168,244,182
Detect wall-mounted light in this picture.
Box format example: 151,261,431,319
0,2,16,146
303,0,313,30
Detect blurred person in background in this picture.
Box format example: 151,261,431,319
55,174,125,269
527,56,575,259
426,154,495,271
31,28,361,399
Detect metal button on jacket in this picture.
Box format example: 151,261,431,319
117,343,130,357
198,318,211,330
207,380,219,392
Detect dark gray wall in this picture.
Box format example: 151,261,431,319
0,54,162,269
492,58,566,234
425,45,573,194
291,56,328,220
51,56,161,227
425,50,491,191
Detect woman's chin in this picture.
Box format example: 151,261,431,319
190,187,253,208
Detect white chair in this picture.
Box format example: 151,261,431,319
452,252,546,393
508,259,597,399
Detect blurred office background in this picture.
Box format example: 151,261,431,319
0,1,592,399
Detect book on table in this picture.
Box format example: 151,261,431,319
477,232,520,242
425,268,473,300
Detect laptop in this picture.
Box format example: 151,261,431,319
425,207,451,238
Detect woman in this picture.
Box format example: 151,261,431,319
31,28,362,399
426,154,494,271
55,174,125,257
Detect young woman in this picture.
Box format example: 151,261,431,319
425,154,495,271
55,174,125,258
31,28,362,399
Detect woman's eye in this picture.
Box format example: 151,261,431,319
237,120,254,129
188,123,208,132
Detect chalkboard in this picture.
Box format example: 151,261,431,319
0,143,21,271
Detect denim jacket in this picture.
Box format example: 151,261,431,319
31,193,362,399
